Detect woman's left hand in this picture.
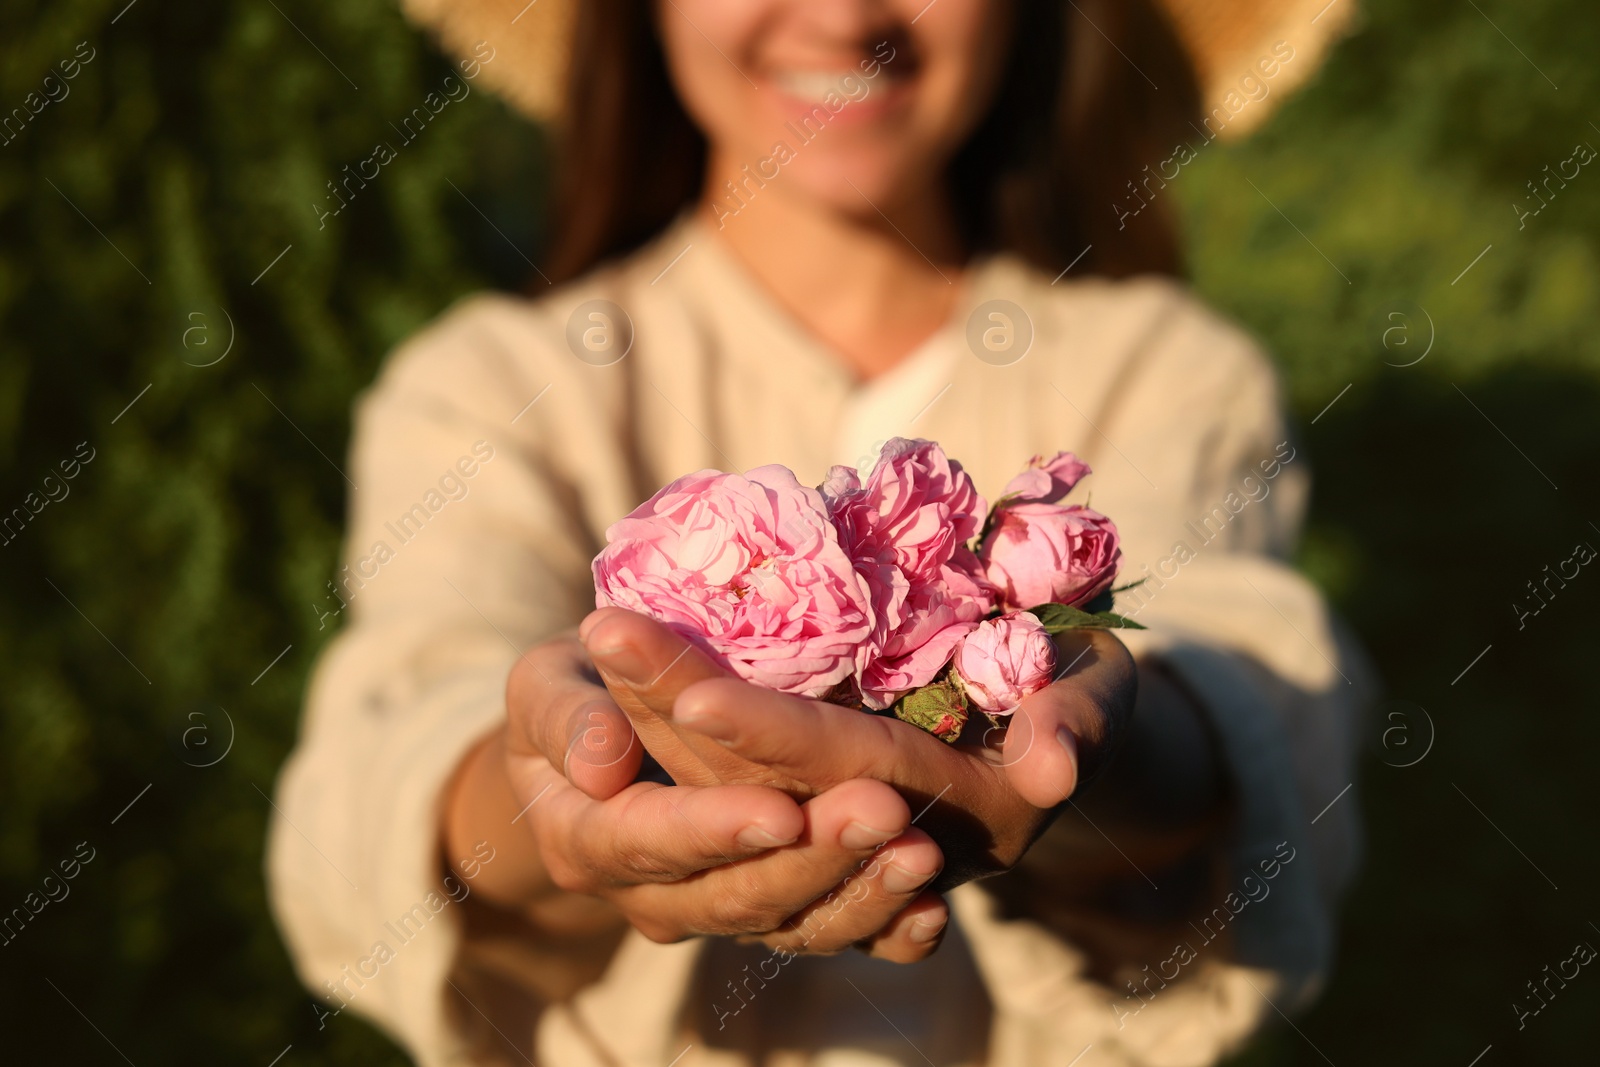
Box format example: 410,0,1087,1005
579,607,1138,889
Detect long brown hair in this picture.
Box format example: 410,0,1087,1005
545,0,1202,284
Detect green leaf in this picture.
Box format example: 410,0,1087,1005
1081,578,1145,615
1027,602,1096,628
1090,611,1147,630
1080,588,1115,614
1025,603,1147,631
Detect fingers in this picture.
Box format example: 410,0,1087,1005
530,768,948,959
537,775,805,895
987,699,1079,810
506,639,640,799
560,701,642,798
853,890,950,963
674,677,991,808
757,828,945,959
999,630,1137,809
580,608,751,788
620,778,928,942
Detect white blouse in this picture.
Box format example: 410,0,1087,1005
268,214,1368,1067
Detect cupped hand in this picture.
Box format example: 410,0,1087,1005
578,607,1139,888
500,633,951,960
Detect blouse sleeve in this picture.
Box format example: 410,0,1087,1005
1095,290,1371,981
265,296,627,1065
1107,287,1369,947
952,284,1373,1067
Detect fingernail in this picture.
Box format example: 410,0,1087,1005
881,861,937,895
677,709,736,741
1056,726,1079,795
591,642,650,684
840,821,899,850
736,825,796,849
909,914,947,943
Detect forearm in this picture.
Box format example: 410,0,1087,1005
441,727,624,936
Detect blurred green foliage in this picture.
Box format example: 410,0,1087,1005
0,0,1596,1063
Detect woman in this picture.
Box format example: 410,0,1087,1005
269,0,1368,1064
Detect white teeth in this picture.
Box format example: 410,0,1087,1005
770,70,859,104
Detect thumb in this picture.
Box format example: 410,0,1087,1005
579,608,752,787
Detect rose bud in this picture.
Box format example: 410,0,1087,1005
892,677,969,743
999,451,1091,505
978,503,1121,611
950,611,1056,716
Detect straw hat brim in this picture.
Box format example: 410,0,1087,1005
402,0,1356,140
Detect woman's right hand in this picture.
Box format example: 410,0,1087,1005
443,635,950,962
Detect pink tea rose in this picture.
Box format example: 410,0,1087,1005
951,611,1057,715
592,465,873,698
980,502,1121,610
823,438,996,709
1000,451,1091,505
850,587,979,706
979,452,1120,610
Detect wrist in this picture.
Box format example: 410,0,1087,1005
1007,660,1231,884
440,726,551,908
